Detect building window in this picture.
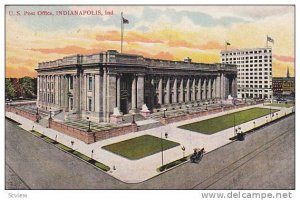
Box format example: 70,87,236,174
70,77,73,90
88,76,93,91
70,98,73,110
88,98,92,111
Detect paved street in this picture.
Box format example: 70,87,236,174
5,114,295,189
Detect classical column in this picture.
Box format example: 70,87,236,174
45,75,48,104
64,75,69,111
117,75,121,110
221,73,224,100
197,78,201,100
158,76,163,105
172,77,177,104
202,78,207,100
78,72,83,114
165,77,170,104
224,75,229,98
102,70,107,122
94,74,100,112
232,76,237,97
207,77,212,100
216,74,221,99
131,75,137,110
179,77,184,102
37,76,40,105
107,72,117,116
186,78,190,102
192,78,196,101
211,77,215,99
137,74,144,109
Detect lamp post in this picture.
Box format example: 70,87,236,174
132,112,136,124
165,132,168,139
87,117,91,132
269,103,272,121
161,132,164,170
36,107,40,123
71,141,74,150
163,108,167,118
49,108,52,119
181,145,186,158
233,113,236,136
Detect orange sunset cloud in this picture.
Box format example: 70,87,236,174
5,5,294,78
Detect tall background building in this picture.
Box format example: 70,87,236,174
220,47,273,99
272,67,295,98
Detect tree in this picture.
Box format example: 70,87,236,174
5,78,16,99
19,76,36,98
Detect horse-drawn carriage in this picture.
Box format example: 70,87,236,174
190,148,205,163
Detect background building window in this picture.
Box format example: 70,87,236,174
70,98,73,110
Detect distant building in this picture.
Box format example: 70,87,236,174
36,50,237,123
220,47,273,99
272,67,295,97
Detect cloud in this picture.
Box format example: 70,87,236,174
168,40,223,50
6,66,37,78
27,45,104,55
96,30,163,44
273,54,294,63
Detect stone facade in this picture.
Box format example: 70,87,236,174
36,50,237,122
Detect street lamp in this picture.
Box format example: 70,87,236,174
49,108,52,119
132,112,136,124
71,141,74,150
160,132,164,170
165,132,168,139
163,108,167,118
233,113,236,136
181,145,186,158
87,117,91,132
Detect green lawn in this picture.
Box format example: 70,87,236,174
179,107,279,134
102,135,180,160
265,103,294,108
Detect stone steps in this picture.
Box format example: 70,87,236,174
137,121,162,132
121,114,145,124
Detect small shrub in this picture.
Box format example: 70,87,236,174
94,161,110,172
56,143,72,152
158,157,188,172
73,151,92,161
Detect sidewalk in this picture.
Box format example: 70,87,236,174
5,104,294,183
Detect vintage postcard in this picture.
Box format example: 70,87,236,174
4,4,295,193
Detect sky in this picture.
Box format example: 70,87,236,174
5,5,294,78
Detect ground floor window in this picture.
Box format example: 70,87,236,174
88,98,92,111
69,97,73,110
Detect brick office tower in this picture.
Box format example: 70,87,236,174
36,50,237,123
220,47,273,99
